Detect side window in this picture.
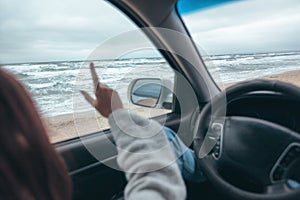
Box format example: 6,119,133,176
1,0,175,142
179,0,300,89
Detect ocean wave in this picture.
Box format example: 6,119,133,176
28,82,58,89
3,52,300,116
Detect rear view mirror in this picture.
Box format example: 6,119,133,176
128,78,173,109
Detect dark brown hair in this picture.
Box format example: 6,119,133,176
0,69,72,200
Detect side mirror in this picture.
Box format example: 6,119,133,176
128,78,173,109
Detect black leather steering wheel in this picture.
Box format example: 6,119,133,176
194,80,300,200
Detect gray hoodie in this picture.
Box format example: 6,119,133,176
109,109,186,200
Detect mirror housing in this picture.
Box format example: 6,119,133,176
128,78,173,109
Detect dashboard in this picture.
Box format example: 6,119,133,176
226,93,300,133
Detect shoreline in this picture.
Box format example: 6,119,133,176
46,69,300,143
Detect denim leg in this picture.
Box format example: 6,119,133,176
163,127,206,182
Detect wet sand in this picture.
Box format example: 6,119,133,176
46,69,300,143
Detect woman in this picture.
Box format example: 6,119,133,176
0,64,186,200
0,69,72,199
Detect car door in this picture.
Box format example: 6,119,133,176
0,1,197,199
56,0,223,198
1,0,224,199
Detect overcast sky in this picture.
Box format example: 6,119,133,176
1,0,300,63
182,0,300,55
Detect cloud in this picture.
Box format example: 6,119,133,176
0,0,137,63
182,0,300,54
0,0,299,63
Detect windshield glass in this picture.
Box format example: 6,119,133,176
178,0,300,89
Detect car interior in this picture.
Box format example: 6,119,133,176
4,0,299,199
53,1,300,200
56,0,224,199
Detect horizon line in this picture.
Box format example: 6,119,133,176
1,50,299,66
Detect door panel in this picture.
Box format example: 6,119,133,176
56,112,183,200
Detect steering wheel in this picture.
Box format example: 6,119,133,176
194,80,300,200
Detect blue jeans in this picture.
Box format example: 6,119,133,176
163,127,206,182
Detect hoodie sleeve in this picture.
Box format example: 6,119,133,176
108,109,186,200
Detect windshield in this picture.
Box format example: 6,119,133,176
178,0,300,89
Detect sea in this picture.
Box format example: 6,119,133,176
2,51,300,117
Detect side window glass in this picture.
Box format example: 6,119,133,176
1,0,174,142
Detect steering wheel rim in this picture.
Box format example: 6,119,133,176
194,79,300,200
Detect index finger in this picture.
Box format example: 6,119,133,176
89,62,99,92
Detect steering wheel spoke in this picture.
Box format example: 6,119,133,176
264,182,292,194
196,121,224,159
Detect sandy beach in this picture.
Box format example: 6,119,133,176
45,105,170,143
264,70,300,86
46,69,300,143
